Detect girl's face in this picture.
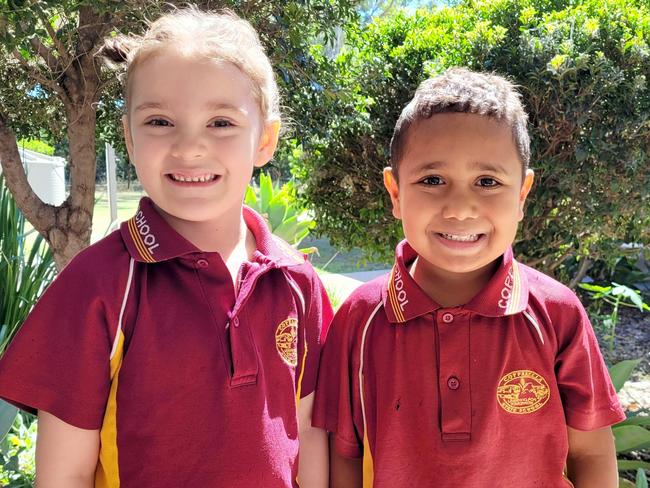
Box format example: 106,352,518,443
123,49,279,229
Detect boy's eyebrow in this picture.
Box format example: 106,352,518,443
414,160,510,174
469,161,509,174
133,101,246,113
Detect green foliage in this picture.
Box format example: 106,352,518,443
16,139,54,156
580,282,650,351
0,176,56,356
0,175,56,439
245,173,315,247
294,0,650,281
0,413,36,488
608,360,650,481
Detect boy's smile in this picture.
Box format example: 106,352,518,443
384,112,534,304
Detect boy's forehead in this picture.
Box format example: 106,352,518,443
400,113,521,173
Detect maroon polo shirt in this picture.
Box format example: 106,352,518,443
0,197,332,488
313,240,624,488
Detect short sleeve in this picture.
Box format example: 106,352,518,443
313,299,365,458
295,268,333,399
0,256,115,430
554,296,626,431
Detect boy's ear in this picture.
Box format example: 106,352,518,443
383,167,402,220
518,169,535,221
254,120,281,168
122,115,134,164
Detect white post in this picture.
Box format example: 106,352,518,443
105,143,118,234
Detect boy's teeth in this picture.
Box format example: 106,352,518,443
441,233,480,242
171,174,217,182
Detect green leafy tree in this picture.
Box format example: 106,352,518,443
294,0,650,284
0,0,357,269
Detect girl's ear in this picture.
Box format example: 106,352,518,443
122,115,135,164
383,167,402,220
518,169,535,221
254,120,281,168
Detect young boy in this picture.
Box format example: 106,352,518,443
0,9,330,488
313,68,625,487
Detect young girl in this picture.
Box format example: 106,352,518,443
0,7,331,487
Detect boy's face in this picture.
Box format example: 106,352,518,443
384,112,534,284
123,49,279,227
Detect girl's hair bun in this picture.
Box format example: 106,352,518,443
98,36,138,65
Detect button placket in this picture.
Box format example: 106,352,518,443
437,310,471,441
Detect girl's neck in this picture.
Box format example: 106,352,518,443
155,203,257,282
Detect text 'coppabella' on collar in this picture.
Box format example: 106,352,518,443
382,241,529,323
120,197,306,267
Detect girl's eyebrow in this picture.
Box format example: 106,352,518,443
134,101,246,113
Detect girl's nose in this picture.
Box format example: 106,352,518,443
171,131,207,161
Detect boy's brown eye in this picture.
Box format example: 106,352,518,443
478,177,499,187
422,175,443,185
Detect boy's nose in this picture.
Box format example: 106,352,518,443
441,191,479,221
171,132,207,161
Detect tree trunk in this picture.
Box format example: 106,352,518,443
0,104,98,270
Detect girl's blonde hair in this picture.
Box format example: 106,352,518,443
100,6,280,123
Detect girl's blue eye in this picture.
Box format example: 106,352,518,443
146,119,171,127
421,175,443,185
478,177,499,187
210,119,233,128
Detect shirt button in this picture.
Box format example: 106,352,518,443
442,312,454,323
447,376,460,390
196,259,209,268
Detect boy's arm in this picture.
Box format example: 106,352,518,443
329,433,362,488
35,410,100,488
298,392,328,488
566,425,618,488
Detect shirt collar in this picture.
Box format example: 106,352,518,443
120,197,306,267
382,240,529,323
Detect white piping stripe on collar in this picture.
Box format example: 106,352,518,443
523,310,544,345
111,258,135,359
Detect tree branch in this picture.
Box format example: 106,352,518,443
0,111,56,236
28,36,61,72
32,3,71,67
11,49,65,98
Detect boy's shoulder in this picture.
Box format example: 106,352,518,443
518,261,585,315
337,273,388,318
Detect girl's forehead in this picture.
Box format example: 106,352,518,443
128,52,258,109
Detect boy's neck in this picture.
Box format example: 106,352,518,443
410,256,500,308
154,203,257,282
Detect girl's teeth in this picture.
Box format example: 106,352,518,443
171,174,216,182
441,233,480,242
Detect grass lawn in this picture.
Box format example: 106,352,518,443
91,186,143,242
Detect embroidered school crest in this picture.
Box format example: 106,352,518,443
275,318,298,367
496,370,550,414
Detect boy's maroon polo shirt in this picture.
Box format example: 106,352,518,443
313,240,624,488
0,197,332,488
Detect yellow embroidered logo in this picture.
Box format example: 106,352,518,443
497,370,550,414
275,318,298,367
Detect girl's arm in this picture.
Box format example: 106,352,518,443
298,392,328,488
35,410,100,488
566,425,618,488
